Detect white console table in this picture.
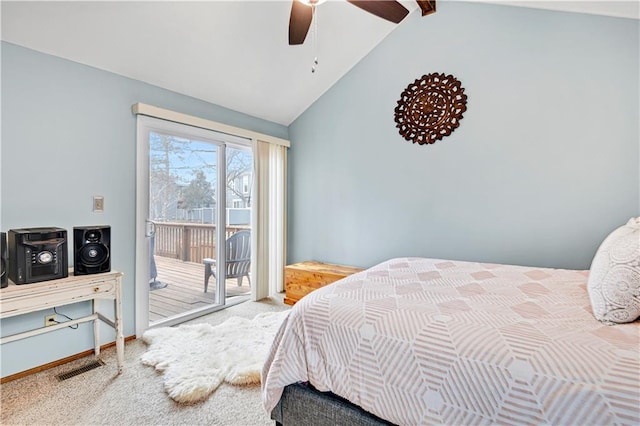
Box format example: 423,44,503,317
0,270,124,373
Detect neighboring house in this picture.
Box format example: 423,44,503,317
228,172,252,209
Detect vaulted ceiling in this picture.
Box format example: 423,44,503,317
2,1,637,126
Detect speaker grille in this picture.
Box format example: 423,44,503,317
74,226,110,275
79,243,109,266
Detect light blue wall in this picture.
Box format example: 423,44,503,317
287,2,639,270
0,42,288,377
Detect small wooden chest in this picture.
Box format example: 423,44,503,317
284,261,364,306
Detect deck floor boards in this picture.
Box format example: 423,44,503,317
149,256,250,322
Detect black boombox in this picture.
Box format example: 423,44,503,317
5,225,111,285
1,232,7,288
8,227,69,284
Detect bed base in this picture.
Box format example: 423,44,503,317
271,382,395,426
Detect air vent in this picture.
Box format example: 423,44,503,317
56,360,105,381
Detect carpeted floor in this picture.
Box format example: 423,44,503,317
0,294,290,426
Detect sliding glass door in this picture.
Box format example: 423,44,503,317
136,116,252,335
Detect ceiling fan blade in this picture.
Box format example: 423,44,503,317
289,0,313,45
416,0,436,16
346,1,409,24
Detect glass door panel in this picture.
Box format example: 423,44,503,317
148,131,223,325
224,145,253,300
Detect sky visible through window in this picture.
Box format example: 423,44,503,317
149,131,252,222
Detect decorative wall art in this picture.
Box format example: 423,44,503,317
394,73,468,145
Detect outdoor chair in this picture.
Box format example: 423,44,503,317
203,229,251,293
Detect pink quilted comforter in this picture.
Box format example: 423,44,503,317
262,257,639,425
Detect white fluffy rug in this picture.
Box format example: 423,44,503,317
141,310,289,403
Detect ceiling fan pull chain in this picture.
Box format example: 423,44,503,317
311,5,318,73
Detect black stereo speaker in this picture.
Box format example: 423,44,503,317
1,232,7,288
74,226,111,275
8,227,68,284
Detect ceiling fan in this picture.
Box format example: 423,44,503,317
289,0,437,45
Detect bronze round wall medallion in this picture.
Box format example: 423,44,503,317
394,73,468,145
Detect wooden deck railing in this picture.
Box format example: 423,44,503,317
152,222,250,263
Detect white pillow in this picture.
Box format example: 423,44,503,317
587,217,640,324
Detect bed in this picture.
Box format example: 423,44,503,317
262,257,640,425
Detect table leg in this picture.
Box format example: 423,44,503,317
93,299,100,356
115,277,124,373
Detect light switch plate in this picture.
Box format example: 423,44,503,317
93,196,104,212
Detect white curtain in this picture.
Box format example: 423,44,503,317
251,140,287,300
